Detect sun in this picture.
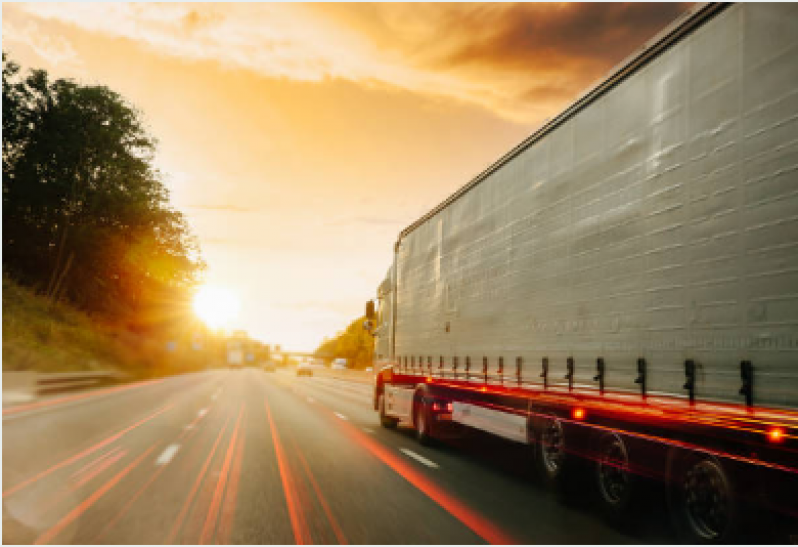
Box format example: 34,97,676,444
193,285,241,330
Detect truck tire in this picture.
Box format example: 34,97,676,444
413,397,433,446
378,393,398,429
535,415,570,490
669,451,740,543
594,432,636,521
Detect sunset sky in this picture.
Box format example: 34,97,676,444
2,2,691,351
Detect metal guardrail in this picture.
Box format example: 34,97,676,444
3,371,127,404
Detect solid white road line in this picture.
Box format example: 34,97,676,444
334,412,348,421
361,427,375,434
399,448,439,469
156,444,180,466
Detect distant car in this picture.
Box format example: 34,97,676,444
262,360,276,372
296,362,313,377
332,358,347,370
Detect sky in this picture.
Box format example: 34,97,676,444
2,2,692,351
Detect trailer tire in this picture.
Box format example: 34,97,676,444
594,432,636,521
378,393,398,429
668,451,740,544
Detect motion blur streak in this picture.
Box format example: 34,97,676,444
35,448,127,524
293,440,348,545
71,449,127,489
92,406,216,543
92,457,168,543
70,446,122,480
2,379,163,416
34,444,157,545
265,398,311,545
216,417,247,546
199,405,244,544
167,414,232,544
327,408,517,545
2,403,173,498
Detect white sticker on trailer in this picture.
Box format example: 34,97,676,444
452,402,528,444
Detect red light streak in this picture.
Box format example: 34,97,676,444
217,415,247,545
265,399,311,545
324,406,518,545
34,444,157,545
199,405,244,544
3,403,173,499
293,442,348,545
2,379,163,417
167,414,231,544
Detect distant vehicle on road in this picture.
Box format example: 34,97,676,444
296,362,313,377
227,338,244,369
331,358,347,370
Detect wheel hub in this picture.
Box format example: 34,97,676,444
597,435,629,504
683,460,731,540
541,419,564,474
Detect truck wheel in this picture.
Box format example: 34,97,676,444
594,432,635,520
536,416,568,488
413,398,433,446
378,393,398,429
670,452,739,543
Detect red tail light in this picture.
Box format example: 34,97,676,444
572,407,586,420
767,427,785,443
432,401,454,413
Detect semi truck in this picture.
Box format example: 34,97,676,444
366,3,798,542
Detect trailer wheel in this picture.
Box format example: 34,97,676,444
378,393,398,429
670,452,739,543
595,432,634,520
413,396,433,446
536,416,568,487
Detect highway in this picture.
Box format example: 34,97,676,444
2,368,678,544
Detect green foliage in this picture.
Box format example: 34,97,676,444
314,315,374,369
2,274,217,376
2,52,203,329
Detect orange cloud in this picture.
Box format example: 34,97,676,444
8,2,691,122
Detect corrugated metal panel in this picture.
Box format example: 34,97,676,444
391,3,798,409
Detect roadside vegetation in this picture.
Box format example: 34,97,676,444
2,53,219,375
314,315,374,369
2,274,216,377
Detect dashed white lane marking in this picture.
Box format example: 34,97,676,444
334,412,348,421
198,408,208,417
184,425,195,431
361,427,375,434
156,444,180,466
399,448,439,469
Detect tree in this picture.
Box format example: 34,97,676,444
314,315,374,369
2,53,203,328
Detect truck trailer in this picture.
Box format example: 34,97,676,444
366,3,798,542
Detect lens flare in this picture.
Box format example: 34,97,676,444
193,285,241,329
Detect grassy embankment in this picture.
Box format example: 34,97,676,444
2,274,210,378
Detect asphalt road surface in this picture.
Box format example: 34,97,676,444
2,368,681,545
